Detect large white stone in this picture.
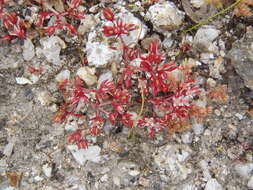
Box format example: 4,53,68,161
146,2,184,33
86,41,120,68
67,145,101,165
16,77,32,85
234,163,253,179
194,25,220,53
37,36,65,64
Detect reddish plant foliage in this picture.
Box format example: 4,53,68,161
102,7,137,37
36,0,85,35
67,129,88,149
0,12,26,40
0,0,85,41
53,8,205,149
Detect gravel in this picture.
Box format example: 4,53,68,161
0,1,253,190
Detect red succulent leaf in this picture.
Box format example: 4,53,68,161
148,127,156,138
138,118,146,128
102,17,137,37
103,8,114,22
36,11,52,27
44,25,57,35
0,34,14,41
90,114,105,126
9,24,26,40
122,45,139,62
149,40,159,54
96,80,115,102
99,80,115,92
3,12,17,29
108,112,118,125
112,102,124,114
115,19,136,35
150,77,158,96
77,139,88,149
68,9,85,19
74,76,84,88
124,23,137,32
68,0,82,9
68,129,88,149
123,65,134,89
141,41,164,65
70,76,89,105
158,61,177,72
1,13,26,40
113,89,131,104
27,65,43,75
140,61,152,72
121,112,133,128
90,125,100,136
102,25,116,37
67,129,82,143
65,23,77,35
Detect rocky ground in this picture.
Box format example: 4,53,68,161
0,0,253,190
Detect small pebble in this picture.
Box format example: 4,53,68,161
235,113,243,120
214,109,221,116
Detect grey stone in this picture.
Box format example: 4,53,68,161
228,27,253,91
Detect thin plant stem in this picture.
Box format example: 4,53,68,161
182,0,241,33
128,81,145,138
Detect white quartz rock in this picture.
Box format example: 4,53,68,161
37,36,65,64
55,70,70,82
76,66,97,86
86,41,120,68
194,25,220,53
16,77,32,85
146,2,184,33
23,38,35,61
67,145,101,165
234,163,253,179
42,164,52,178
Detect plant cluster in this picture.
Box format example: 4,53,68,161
0,0,85,41
0,2,227,149
53,8,208,149
36,0,85,35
